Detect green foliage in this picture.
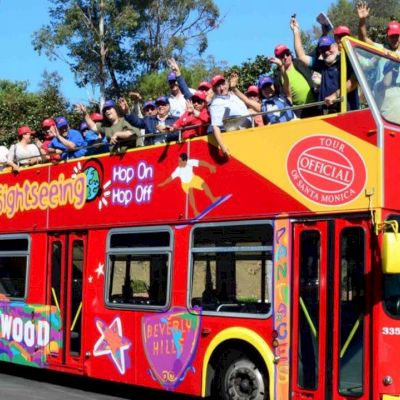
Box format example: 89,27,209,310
0,72,70,146
131,280,148,294
226,55,271,92
131,55,227,102
326,0,400,43
32,0,221,99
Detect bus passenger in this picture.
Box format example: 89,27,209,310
209,74,251,157
245,85,264,127
76,101,139,153
37,118,61,163
7,126,41,172
120,96,178,146
0,146,9,172
230,74,295,125
358,2,400,82
334,25,351,50
79,122,109,155
142,101,157,116
165,91,210,139
49,117,87,160
273,44,317,118
166,58,196,117
292,16,359,113
374,60,400,123
197,81,214,104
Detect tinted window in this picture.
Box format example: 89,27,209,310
0,236,29,299
107,229,171,308
190,223,272,316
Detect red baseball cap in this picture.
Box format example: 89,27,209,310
245,85,259,96
18,126,35,136
334,25,351,36
198,81,212,91
42,118,56,128
191,91,207,102
211,75,225,87
90,112,104,122
274,44,290,57
387,21,400,36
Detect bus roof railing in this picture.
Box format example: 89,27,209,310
2,97,345,169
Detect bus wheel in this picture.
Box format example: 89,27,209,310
216,354,267,400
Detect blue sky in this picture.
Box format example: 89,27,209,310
0,0,337,104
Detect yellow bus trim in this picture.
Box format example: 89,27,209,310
201,326,275,398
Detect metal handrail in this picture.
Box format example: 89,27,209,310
2,97,345,169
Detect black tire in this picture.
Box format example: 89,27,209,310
214,351,268,400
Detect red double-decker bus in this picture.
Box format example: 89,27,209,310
1,37,400,400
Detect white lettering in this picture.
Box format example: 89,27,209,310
12,318,23,343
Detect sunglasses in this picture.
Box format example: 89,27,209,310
278,51,291,59
192,98,205,104
319,45,332,53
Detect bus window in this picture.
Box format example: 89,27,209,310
355,46,400,125
0,236,29,299
190,222,273,316
106,229,171,308
339,227,365,396
297,230,320,390
70,240,83,356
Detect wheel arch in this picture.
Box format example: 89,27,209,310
201,327,274,398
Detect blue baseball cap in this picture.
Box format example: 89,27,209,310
55,116,68,129
143,100,156,110
167,71,177,82
155,96,169,105
102,99,116,112
318,35,335,49
258,76,274,88
80,122,88,132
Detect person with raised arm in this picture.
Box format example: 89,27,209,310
209,74,251,157
272,44,317,117
75,100,139,152
357,1,400,83
230,72,295,125
48,117,87,160
292,15,359,113
165,91,210,139
119,96,178,146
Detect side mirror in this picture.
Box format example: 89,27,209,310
383,231,400,274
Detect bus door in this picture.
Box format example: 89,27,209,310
291,219,371,400
46,232,86,370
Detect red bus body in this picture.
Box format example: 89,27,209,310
0,38,399,400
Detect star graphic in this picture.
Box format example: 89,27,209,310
95,263,104,278
93,317,131,375
88,275,93,283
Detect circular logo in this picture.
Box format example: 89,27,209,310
85,166,101,201
287,135,367,206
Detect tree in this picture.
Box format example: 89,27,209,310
32,0,140,103
32,0,221,101
0,73,70,146
131,0,220,73
133,55,226,101
326,0,400,43
226,55,271,92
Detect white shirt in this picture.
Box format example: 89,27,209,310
171,159,199,183
168,89,196,118
0,146,9,171
209,93,249,126
8,143,40,165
